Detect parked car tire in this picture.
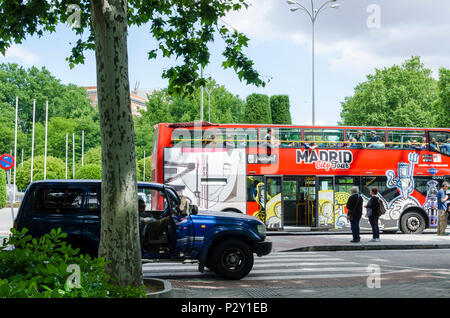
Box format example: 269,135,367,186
210,239,254,280
400,210,426,234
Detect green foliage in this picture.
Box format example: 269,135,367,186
0,121,28,159
81,146,102,166
136,156,152,182
0,169,6,208
0,1,265,96
270,95,292,125
75,164,102,180
0,228,146,298
340,56,440,127
16,155,65,191
0,63,100,162
245,93,272,124
436,68,450,128
0,63,94,132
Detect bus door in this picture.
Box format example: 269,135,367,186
317,176,335,229
264,176,283,230
283,176,315,227
298,177,316,227
282,177,298,226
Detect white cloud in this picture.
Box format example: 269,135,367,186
3,45,39,65
225,0,450,77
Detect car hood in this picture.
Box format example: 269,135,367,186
196,210,261,222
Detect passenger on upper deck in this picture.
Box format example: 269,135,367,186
264,129,280,155
407,139,422,150
348,137,360,149
368,131,385,149
303,138,318,150
420,137,427,150
430,138,439,152
354,131,365,148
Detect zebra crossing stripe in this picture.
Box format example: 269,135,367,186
244,273,373,281
142,251,372,281
254,258,348,263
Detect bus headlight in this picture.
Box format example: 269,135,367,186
257,224,266,236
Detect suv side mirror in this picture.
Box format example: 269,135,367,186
190,205,198,215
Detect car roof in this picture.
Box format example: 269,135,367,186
30,179,165,190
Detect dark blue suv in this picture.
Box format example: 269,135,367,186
14,180,271,280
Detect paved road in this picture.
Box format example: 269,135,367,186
0,208,16,237
144,251,373,281
147,249,450,298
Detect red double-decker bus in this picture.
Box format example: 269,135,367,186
151,122,450,234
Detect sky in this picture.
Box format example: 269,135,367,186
1,0,450,126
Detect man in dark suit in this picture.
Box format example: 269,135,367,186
346,187,363,243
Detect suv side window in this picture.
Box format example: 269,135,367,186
137,186,172,218
33,187,85,215
87,186,101,213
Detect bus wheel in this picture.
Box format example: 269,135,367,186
400,211,425,234
210,239,254,280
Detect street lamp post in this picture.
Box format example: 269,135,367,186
287,0,340,126
205,84,217,123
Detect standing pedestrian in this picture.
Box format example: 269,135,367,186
437,182,449,236
365,187,381,242
346,186,363,243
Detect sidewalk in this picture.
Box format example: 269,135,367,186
268,227,450,253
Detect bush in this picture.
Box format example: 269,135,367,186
270,95,292,125
136,156,152,182
75,164,102,180
15,156,65,191
82,146,102,166
0,228,146,298
0,169,6,208
245,93,272,124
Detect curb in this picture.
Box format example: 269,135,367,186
281,244,450,252
144,278,173,298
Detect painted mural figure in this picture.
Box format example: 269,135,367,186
423,179,439,227
386,152,419,199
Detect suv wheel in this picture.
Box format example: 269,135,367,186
210,239,254,280
400,211,426,234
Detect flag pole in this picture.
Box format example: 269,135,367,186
73,133,75,178
44,101,48,180
12,96,18,222
30,99,36,182
65,133,68,179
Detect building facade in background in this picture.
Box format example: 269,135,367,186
85,86,149,116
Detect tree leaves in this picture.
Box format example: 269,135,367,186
0,1,266,96
340,56,442,128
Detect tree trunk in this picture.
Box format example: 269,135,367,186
90,0,143,287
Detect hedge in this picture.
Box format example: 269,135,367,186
244,93,272,124
0,169,6,208
15,156,65,191
74,164,102,180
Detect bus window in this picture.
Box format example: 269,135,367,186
362,176,399,202
429,131,450,156
200,129,215,148
172,128,192,148
304,129,345,149
260,128,281,149
235,128,258,148
347,129,386,149
279,128,302,148
216,128,258,148
388,130,426,150
335,176,360,194
247,176,264,202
